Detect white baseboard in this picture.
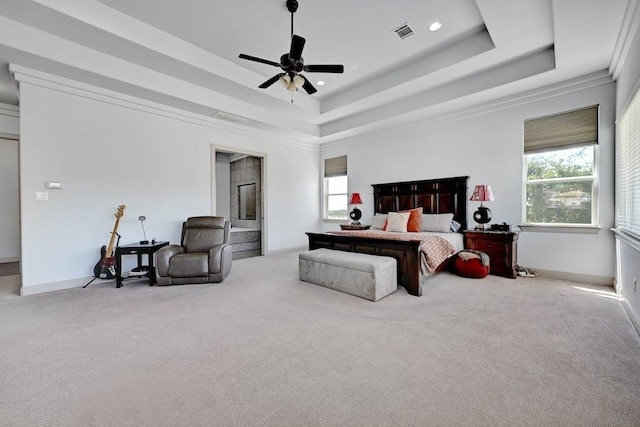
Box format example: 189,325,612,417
533,268,614,287
20,276,112,296
620,291,640,337
265,245,307,256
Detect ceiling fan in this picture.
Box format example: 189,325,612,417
238,0,344,95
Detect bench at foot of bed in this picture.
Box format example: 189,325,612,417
299,248,398,301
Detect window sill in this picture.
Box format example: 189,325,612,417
323,219,348,224
519,224,602,234
612,229,640,251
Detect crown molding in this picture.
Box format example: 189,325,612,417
610,0,640,80
320,70,613,150
0,102,19,117
9,64,319,151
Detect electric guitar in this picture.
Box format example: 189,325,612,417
93,204,126,279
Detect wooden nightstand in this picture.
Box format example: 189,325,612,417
339,224,371,230
463,231,519,278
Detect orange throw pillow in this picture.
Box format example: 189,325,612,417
401,207,422,232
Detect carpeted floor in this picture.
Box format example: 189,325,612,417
1,251,639,426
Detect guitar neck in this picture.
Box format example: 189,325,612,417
105,216,122,258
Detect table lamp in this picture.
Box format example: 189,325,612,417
469,185,494,230
138,215,149,244
349,193,363,225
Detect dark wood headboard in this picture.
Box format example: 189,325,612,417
372,176,469,231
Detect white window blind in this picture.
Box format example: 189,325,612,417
617,88,640,237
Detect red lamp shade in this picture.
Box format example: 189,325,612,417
469,185,495,202
349,193,363,204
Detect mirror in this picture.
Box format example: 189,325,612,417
238,183,257,220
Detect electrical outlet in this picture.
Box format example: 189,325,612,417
35,192,48,201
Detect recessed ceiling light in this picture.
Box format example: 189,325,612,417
429,21,442,32
317,81,325,86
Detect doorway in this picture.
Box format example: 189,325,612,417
0,134,21,295
213,147,265,259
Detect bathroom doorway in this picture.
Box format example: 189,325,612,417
213,148,265,259
0,134,21,295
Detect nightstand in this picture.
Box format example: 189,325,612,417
339,224,371,230
463,231,519,278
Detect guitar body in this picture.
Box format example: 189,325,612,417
93,245,116,279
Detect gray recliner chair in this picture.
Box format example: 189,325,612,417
156,216,232,285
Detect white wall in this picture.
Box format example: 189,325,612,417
18,77,319,294
321,83,616,281
616,22,640,115
614,17,640,329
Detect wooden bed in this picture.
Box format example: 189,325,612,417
306,176,469,297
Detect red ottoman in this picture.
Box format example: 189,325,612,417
454,250,490,278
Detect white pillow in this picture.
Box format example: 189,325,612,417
372,214,388,230
385,212,411,232
421,213,454,232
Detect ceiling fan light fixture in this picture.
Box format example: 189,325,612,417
293,74,305,88
280,74,302,91
238,0,343,96
279,74,291,88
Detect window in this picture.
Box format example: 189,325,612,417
523,106,598,226
324,155,347,220
617,87,640,237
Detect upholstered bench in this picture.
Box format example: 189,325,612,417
299,248,397,301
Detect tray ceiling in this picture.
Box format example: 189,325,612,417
0,0,631,144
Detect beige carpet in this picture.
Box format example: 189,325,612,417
1,251,639,426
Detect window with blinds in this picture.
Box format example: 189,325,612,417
523,105,598,226
323,155,348,220
617,88,640,237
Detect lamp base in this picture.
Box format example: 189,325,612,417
349,207,362,225
473,206,492,230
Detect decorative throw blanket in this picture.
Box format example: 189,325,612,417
458,249,490,265
331,231,456,274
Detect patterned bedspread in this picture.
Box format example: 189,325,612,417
331,230,456,274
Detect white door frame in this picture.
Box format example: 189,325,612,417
210,144,267,255
0,133,21,265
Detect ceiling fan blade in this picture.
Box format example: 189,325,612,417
300,75,317,94
289,35,306,61
259,73,285,89
304,64,344,73
239,54,280,68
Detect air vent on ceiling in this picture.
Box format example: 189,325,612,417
212,111,249,124
392,23,414,40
